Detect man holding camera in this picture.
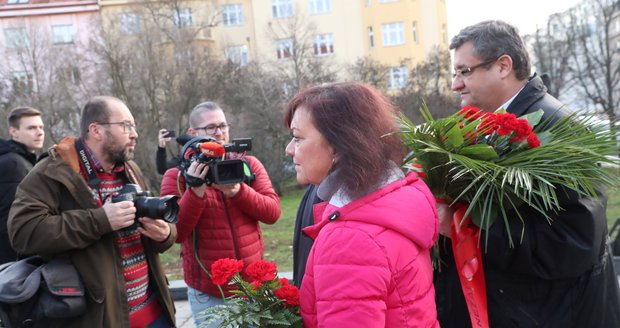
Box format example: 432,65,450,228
8,96,176,327
160,101,281,327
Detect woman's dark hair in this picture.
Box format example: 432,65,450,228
284,82,403,199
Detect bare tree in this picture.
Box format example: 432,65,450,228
526,18,575,99
264,13,338,93
0,19,102,143
564,0,620,123
392,47,460,123
93,0,223,189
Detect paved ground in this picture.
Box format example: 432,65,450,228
175,299,196,328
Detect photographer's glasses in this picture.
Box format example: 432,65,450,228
196,123,231,135
97,121,137,134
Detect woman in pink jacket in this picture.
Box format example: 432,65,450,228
284,82,440,327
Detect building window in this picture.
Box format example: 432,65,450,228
368,26,374,48
412,21,418,44
120,12,140,34
365,0,371,6
222,4,244,26
276,38,294,59
387,66,408,89
11,71,33,93
272,0,293,19
173,8,193,28
310,0,331,14
314,33,334,56
4,28,28,49
382,22,405,46
57,66,81,84
7,0,29,3
52,25,74,44
380,0,398,2
225,45,249,66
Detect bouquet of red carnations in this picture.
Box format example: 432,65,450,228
401,105,619,245
198,258,302,328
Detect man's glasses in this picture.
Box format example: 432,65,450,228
452,57,500,79
97,121,137,134
195,123,231,135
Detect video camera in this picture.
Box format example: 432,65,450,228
180,136,252,185
111,184,179,224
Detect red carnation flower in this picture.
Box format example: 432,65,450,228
459,106,484,121
527,132,541,148
274,279,300,306
245,260,277,283
211,258,244,285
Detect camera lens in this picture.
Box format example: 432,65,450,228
134,196,179,223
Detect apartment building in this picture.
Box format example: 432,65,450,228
98,0,447,86
0,0,99,90
1,0,447,92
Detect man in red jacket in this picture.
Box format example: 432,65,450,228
160,101,281,327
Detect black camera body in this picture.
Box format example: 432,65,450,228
111,184,179,224
180,136,252,186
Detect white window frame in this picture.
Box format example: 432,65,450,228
173,8,193,28
387,66,408,89
4,27,29,48
120,12,140,34
382,22,405,46
368,26,374,48
309,0,331,15
412,21,418,44
52,24,74,44
225,45,249,66
314,33,334,56
276,38,294,59
222,4,244,26
8,0,29,3
272,0,293,19
380,0,398,3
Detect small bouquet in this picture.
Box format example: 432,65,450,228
401,105,619,245
198,258,302,328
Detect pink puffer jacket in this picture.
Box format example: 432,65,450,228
300,172,439,328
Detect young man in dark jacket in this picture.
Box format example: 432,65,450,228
8,96,176,328
435,20,620,327
0,107,44,265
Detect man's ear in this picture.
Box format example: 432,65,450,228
8,126,17,139
88,123,104,141
497,54,514,78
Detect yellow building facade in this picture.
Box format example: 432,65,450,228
98,0,447,86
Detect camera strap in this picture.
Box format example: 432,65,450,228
74,139,101,190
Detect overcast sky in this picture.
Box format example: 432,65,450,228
445,0,582,38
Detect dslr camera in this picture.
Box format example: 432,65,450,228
180,136,252,186
111,184,179,224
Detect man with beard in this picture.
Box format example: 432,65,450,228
8,96,176,328
0,107,45,265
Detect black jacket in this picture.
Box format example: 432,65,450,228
292,184,320,287
435,75,620,327
0,139,37,264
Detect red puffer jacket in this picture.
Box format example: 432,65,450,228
160,155,280,296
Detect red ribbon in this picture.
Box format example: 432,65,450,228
451,204,489,328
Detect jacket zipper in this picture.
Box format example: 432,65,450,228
221,192,241,259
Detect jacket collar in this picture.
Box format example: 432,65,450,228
506,73,547,117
